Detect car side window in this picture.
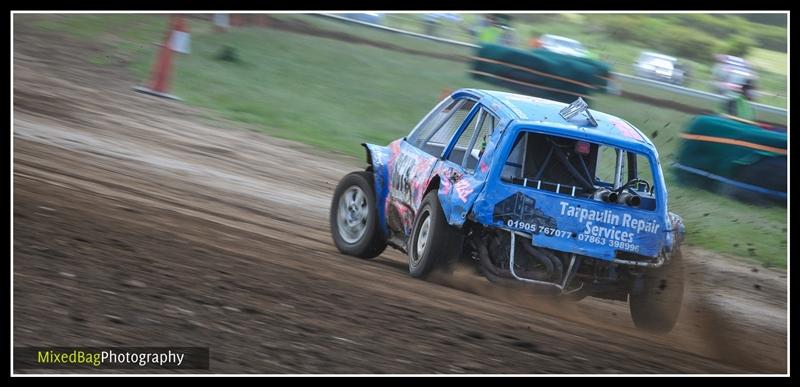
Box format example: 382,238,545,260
413,99,476,157
446,106,498,173
407,98,460,151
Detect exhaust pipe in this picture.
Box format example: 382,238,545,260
604,190,640,207
476,236,560,294
617,191,641,207
592,188,615,203
521,243,563,283
477,236,553,281
477,238,524,285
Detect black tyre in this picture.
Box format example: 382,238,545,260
407,192,464,278
629,249,685,334
330,171,387,258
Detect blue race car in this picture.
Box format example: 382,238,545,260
330,89,686,333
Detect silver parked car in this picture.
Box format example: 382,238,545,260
342,13,384,25
634,52,685,85
538,34,588,58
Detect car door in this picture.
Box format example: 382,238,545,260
386,97,477,236
438,104,501,226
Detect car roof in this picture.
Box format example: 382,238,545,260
720,64,755,75
541,34,580,43
640,51,676,61
456,89,657,154
718,54,748,64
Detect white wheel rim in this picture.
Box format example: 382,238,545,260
415,212,431,260
337,186,369,244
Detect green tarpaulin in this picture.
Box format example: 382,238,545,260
470,44,611,103
675,115,787,194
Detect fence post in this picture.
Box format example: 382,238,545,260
133,15,189,100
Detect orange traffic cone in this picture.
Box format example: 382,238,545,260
134,16,190,100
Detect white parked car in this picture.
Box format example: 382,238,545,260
634,52,685,85
342,13,384,25
538,35,588,58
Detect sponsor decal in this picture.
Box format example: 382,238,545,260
558,201,660,253
492,192,559,236
455,179,474,202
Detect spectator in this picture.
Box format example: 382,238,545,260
423,14,441,37
528,32,541,49
473,14,518,46
478,15,505,45
724,79,757,121
499,26,516,46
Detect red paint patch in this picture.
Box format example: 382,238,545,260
480,161,488,173
611,118,643,141
389,140,401,156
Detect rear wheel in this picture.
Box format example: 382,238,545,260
330,171,387,258
408,192,463,278
629,249,685,334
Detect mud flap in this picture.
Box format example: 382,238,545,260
362,143,393,237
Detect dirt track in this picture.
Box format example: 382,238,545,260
13,23,788,374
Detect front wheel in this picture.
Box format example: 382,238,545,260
330,171,387,258
628,249,685,333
